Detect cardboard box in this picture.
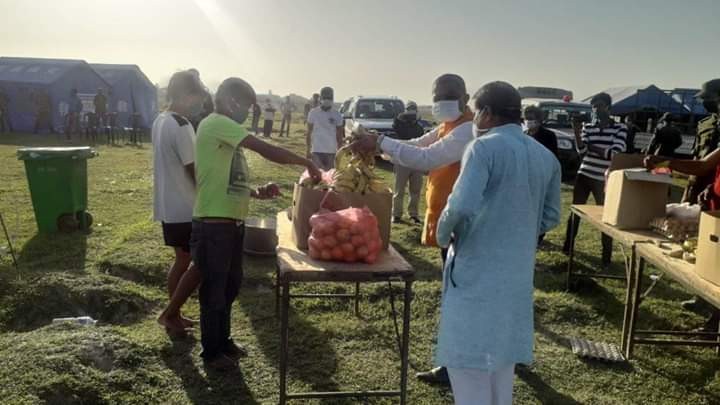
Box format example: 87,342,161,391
696,211,720,286
608,153,646,172
290,184,392,250
603,169,674,229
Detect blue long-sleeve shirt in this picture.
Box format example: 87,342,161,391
434,123,561,371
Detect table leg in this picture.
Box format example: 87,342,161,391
566,213,576,291
354,282,360,317
625,257,645,359
716,314,720,356
275,265,280,319
621,247,636,354
279,281,290,405
400,281,412,405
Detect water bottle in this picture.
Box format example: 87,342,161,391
52,316,97,326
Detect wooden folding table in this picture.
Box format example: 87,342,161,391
624,242,720,358
274,212,415,404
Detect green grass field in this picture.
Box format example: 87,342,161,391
1,119,719,404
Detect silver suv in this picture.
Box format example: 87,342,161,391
340,96,405,139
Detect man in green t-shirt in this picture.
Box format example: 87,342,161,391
192,77,320,371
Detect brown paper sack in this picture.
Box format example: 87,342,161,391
290,184,392,250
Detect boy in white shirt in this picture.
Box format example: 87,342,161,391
154,70,207,335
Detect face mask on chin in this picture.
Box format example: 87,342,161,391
432,100,462,123
525,120,539,130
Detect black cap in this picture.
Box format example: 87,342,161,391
590,92,612,106
320,87,334,99
696,79,720,99
473,81,522,120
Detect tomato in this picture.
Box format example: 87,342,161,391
338,217,353,229
332,246,344,260
349,222,363,235
336,228,351,242
311,220,326,236
367,239,379,253
308,246,320,259
340,242,354,254
320,249,332,260
365,253,378,264
351,235,365,246
356,245,369,258
323,235,338,248
308,236,323,250
344,253,357,262
363,232,374,244
323,221,337,236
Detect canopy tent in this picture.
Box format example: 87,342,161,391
90,64,157,128
584,85,689,116
0,57,110,133
670,88,708,115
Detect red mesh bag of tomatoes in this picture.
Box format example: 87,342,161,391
307,207,383,264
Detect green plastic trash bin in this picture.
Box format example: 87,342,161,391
17,147,97,233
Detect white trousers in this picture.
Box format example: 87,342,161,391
448,364,515,405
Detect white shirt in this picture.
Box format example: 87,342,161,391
307,106,343,153
380,121,474,171
152,111,196,223
263,106,276,121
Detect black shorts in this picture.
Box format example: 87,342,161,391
162,222,192,252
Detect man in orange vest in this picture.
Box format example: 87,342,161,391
351,73,474,385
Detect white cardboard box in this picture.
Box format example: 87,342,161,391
696,211,720,286
602,169,674,229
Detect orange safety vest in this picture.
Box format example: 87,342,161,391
422,109,474,247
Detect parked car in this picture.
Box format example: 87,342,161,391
340,96,405,139
522,98,591,179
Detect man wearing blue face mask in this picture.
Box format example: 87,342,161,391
350,73,474,385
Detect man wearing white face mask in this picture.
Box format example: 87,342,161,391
306,86,344,170
350,73,474,385
523,105,558,158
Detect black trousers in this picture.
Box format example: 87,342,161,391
279,114,291,137
263,119,273,137
563,174,613,264
191,221,245,360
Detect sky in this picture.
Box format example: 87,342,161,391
2,0,719,104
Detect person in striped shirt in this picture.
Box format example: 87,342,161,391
562,92,627,268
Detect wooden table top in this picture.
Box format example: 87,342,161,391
635,242,720,309
275,212,414,283
571,204,669,247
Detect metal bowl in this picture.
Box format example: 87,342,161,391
243,217,278,256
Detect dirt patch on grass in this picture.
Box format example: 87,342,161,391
0,273,160,331
0,323,166,404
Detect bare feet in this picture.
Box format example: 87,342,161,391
179,314,198,328
158,312,189,336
